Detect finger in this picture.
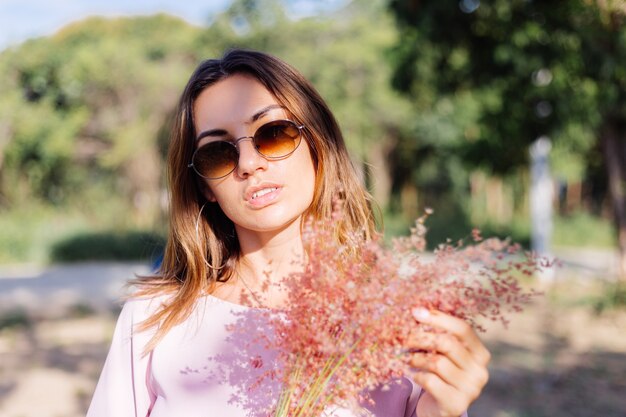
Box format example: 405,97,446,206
407,329,487,376
406,331,490,406
412,308,491,365
412,371,473,417
406,331,474,371
409,351,465,389
409,351,489,394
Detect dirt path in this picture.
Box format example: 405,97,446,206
472,295,626,417
0,262,150,314
0,262,147,417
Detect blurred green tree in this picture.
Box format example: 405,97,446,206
0,14,201,227
388,0,626,277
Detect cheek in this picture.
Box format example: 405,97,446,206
208,185,234,208
305,166,316,197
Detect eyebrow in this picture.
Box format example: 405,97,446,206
196,104,286,141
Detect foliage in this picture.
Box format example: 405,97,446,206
0,309,32,330
387,0,625,272
0,14,201,224
0,205,95,263
388,0,621,175
593,282,626,313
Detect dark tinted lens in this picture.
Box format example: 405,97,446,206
193,141,238,179
255,120,301,158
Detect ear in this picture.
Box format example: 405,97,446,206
201,186,217,203
195,175,218,203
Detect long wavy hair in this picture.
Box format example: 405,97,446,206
135,49,376,350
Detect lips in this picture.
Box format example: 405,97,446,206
244,183,283,205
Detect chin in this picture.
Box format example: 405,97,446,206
245,211,305,234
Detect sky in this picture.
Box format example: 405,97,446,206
0,0,345,50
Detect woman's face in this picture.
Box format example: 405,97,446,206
192,74,316,239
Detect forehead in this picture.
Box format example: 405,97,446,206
193,74,283,130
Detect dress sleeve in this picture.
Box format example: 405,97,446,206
364,378,468,417
363,377,419,417
86,299,156,417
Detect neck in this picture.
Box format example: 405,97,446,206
232,218,306,307
235,219,306,283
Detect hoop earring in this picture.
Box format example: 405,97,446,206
195,203,207,240
195,203,224,271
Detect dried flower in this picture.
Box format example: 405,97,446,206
227,210,550,416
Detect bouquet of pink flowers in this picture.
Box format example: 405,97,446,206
229,210,551,416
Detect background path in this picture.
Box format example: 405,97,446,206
0,247,619,314
0,262,151,314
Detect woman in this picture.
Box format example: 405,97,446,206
87,49,490,417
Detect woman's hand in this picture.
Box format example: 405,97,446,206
407,308,491,417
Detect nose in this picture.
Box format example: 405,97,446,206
235,137,268,178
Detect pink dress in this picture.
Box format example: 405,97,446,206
87,294,436,417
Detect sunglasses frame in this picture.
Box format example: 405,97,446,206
188,119,305,180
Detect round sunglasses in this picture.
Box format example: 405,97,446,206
188,119,305,180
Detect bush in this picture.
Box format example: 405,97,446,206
0,309,32,330
50,230,165,262
383,208,532,250
593,282,626,314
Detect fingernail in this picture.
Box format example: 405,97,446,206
412,307,430,321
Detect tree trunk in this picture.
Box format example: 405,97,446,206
600,119,626,281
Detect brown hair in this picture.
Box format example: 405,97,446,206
134,49,376,350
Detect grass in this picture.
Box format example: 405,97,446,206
543,275,626,314
0,204,165,264
553,211,615,248
0,205,91,264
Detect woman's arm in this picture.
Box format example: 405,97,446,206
87,299,156,417
407,308,490,417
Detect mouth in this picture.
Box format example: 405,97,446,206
251,187,278,200
245,183,283,207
